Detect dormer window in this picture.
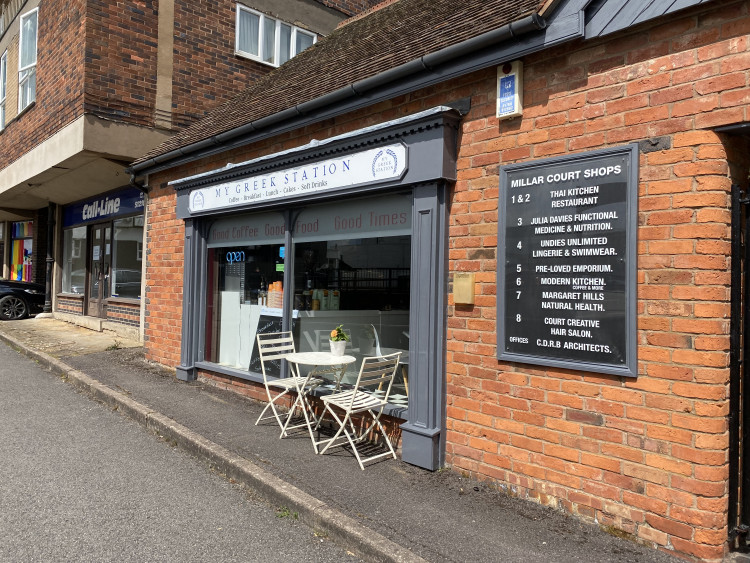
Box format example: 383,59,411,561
235,4,316,67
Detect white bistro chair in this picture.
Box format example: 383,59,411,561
255,331,319,436
316,352,401,470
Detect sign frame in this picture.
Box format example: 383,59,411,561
496,144,638,378
187,143,408,215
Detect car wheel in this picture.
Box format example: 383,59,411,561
0,295,28,320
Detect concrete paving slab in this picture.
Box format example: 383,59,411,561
5,317,140,357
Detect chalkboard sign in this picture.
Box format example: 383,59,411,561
497,145,637,377
248,316,298,376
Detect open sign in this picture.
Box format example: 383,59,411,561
226,251,246,264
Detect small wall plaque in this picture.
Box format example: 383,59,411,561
453,272,475,305
496,61,523,120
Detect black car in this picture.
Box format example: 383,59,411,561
0,279,45,320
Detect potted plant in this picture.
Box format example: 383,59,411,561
329,324,350,356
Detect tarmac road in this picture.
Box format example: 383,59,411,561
0,341,359,562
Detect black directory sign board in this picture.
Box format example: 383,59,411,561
497,145,638,377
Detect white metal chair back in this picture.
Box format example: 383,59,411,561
316,352,401,469
255,331,301,431
257,331,295,381
345,353,399,408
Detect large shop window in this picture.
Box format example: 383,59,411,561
112,216,143,298
60,217,143,298
204,193,412,400
11,221,32,281
205,210,286,371
18,8,37,111
62,226,86,293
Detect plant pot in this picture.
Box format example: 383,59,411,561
329,339,347,356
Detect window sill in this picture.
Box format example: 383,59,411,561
235,49,278,68
57,292,84,299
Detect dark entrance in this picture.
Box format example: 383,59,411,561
730,183,750,549
86,223,111,318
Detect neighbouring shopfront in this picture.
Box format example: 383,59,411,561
171,108,459,469
58,187,145,326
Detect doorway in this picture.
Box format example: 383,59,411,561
86,223,111,318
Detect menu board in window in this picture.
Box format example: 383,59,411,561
497,145,638,377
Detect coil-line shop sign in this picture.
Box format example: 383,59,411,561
497,145,638,377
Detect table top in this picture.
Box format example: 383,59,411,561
284,351,356,366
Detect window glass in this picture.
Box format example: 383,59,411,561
295,30,314,55
62,227,86,294
18,10,37,110
262,16,276,64
202,194,412,404
19,10,37,69
18,68,35,109
0,51,6,129
111,216,143,299
291,194,411,401
279,23,292,65
237,7,259,57
205,212,286,372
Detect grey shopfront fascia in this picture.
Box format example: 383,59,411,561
170,107,461,470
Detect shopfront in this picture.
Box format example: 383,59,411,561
58,187,145,325
171,107,460,469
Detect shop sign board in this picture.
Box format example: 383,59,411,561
497,145,638,377
63,187,145,228
189,144,407,214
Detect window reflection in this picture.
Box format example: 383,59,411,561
201,194,412,404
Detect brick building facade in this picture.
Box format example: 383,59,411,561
131,0,749,560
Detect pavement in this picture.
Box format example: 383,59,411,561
0,317,686,563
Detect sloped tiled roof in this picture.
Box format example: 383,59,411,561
134,0,541,166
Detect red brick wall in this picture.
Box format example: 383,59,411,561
144,2,750,559
82,0,159,126
0,0,87,170
106,300,141,327
445,3,748,560
57,295,84,315
142,182,184,367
